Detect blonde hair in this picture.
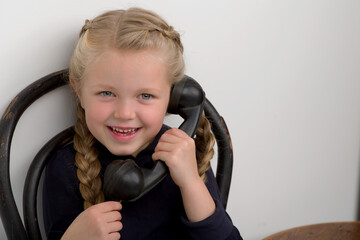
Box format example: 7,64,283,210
69,7,214,209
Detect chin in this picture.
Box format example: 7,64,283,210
108,148,136,157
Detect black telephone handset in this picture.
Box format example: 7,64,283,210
103,76,205,202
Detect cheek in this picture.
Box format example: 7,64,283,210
141,105,167,126
85,103,112,124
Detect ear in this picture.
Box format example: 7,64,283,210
69,77,84,107
69,77,79,96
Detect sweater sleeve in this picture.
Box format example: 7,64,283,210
42,143,83,240
181,169,243,240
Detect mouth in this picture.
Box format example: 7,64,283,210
109,127,140,136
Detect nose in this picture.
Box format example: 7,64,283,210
113,99,136,120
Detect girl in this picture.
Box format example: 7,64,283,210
43,7,242,240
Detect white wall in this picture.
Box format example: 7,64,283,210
1,0,360,239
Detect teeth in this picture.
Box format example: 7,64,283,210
111,127,137,134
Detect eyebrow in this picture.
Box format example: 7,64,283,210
89,83,116,90
139,87,163,93
89,83,164,93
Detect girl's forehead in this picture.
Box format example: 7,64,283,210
82,48,171,88
83,48,168,77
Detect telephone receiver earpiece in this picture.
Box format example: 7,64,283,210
103,75,205,202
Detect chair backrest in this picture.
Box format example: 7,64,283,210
0,70,233,240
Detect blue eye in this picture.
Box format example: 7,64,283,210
100,91,114,97
139,93,152,100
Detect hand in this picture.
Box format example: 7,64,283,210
153,128,216,222
152,128,201,188
61,201,122,240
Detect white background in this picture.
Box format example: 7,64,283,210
1,0,360,239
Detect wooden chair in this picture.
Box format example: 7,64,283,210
264,221,360,240
0,69,234,240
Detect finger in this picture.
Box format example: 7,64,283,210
157,135,194,152
95,201,122,213
108,221,123,233
157,132,181,146
155,140,177,152
153,142,183,162
163,128,189,139
158,133,180,144
107,231,121,240
105,210,122,223
152,150,171,162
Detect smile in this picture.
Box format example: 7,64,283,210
110,127,139,136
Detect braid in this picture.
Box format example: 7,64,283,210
149,26,183,53
73,104,104,209
195,112,215,182
79,19,93,37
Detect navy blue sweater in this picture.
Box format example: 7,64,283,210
43,125,242,240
